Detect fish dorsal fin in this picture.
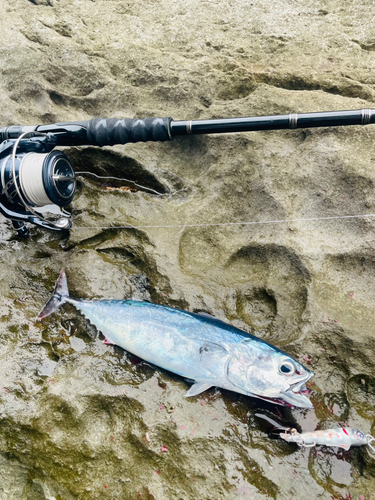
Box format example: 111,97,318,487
185,382,212,397
195,311,236,329
197,311,217,320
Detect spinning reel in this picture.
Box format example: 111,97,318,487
0,109,374,236
0,133,76,236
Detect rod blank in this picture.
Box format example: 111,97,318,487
170,109,375,137
1,109,374,148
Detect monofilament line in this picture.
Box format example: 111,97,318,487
74,212,375,230
75,171,166,196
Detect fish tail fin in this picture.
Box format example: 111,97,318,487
37,270,69,321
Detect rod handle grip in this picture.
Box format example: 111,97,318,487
86,117,173,146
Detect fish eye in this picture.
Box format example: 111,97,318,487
357,431,364,439
278,360,296,375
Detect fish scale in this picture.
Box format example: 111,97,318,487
38,270,314,407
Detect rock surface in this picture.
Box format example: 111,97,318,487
1,0,375,498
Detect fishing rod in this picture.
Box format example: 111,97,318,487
0,108,374,236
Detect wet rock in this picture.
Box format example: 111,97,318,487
1,0,375,498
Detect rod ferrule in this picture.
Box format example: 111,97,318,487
361,108,372,126
289,113,298,129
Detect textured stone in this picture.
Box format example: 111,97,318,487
1,0,375,498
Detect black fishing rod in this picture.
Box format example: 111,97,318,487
0,108,374,236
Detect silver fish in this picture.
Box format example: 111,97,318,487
37,270,314,408
280,427,372,450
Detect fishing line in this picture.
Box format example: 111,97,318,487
71,173,375,231
73,212,375,231
75,171,167,196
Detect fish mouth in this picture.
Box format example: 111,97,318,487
280,384,313,408
252,371,314,409
281,371,314,408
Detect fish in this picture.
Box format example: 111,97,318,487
37,270,314,408
279,427,371,451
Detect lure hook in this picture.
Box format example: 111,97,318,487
366,435,375,456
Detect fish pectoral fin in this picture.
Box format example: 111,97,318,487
339,444,350,450
185,382,213,397
199,342,228,357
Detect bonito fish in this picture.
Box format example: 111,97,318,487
38,270,314,408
